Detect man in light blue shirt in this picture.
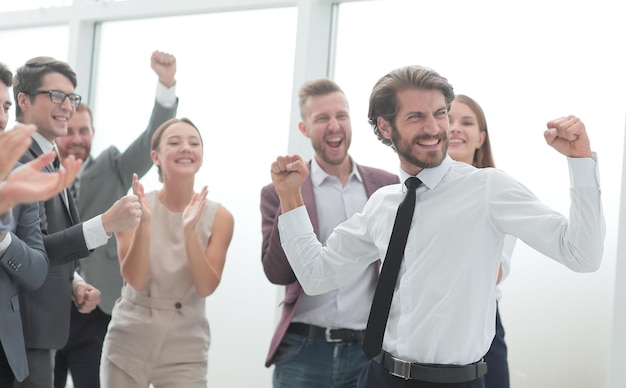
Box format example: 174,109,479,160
270,65,605,388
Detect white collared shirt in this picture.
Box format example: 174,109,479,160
292,157,377,330
279,154,604,364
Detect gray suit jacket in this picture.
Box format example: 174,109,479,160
0,164,49,382
77,99,178,314
18,144,89,350
261,162,400,366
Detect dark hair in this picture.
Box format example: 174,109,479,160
151,117,203,182
13,56,78,120
368,65,455,147
454,94,495,168
0,63,12,87
298,78,346,120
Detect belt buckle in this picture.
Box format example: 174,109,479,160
388,354,412,380
324,328,342,342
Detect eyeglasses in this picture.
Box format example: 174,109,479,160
25,89,82,109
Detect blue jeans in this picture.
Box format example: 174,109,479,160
273,332,369,388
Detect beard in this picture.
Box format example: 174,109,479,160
390,123,448,169
311,136,351,167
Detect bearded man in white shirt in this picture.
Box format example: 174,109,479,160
270,65,605,388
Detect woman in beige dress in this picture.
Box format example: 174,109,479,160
100,118,234,388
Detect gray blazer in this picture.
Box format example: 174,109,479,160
77,99,178,314
0,165,49,382
19,144,90,350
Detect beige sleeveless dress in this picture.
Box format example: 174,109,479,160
101,191,220,386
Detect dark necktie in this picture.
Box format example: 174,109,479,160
69,179,78,201
52,153,60,171
363,176,422,359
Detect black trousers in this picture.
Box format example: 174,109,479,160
53,304,111,388
0,341,15,387
357,360,485,388
483,303,509,388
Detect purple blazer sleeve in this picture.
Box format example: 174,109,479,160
260,182,297,285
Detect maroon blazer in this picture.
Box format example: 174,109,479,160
260,162,399,366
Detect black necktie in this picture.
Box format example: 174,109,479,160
52,153,60,171
69,179,78,201
363,176,422,359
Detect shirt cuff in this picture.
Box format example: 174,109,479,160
83,215,110,250
568,152,600,188
278,206,314,244
0,232,12,255
0,211,13,232
156,81,177,108
72,271,85,286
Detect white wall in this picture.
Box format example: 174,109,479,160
333,1,624,387
1,1,625,387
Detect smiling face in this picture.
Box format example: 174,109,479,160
17,72,75,142
299,91,352,170
56,109,94,161
378,88,449,175
447,99,486,165
151,121,203,182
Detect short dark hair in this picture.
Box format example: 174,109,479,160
298,78,346,120
13,56,77,120
368,65,455,148
0,63,12,87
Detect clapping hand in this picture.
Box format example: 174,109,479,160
182,186,208,232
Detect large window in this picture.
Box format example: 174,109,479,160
0,25,69,128
0,0,72,12
93,7,297,386
334,1,625,386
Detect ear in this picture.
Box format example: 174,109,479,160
151,150,159,165
377,117,393,141
298,121,310,138
17,92,30,112
476,131,487,149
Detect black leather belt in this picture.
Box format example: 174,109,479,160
373,351,488,383
287,322,363,343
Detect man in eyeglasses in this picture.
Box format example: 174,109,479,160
52,50,178,388
13,56,143,388
0,62,80,387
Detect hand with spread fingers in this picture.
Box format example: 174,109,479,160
0,151,81,214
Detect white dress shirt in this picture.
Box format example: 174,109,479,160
279,154,604,365
31,132,110,250
292,157,378,330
